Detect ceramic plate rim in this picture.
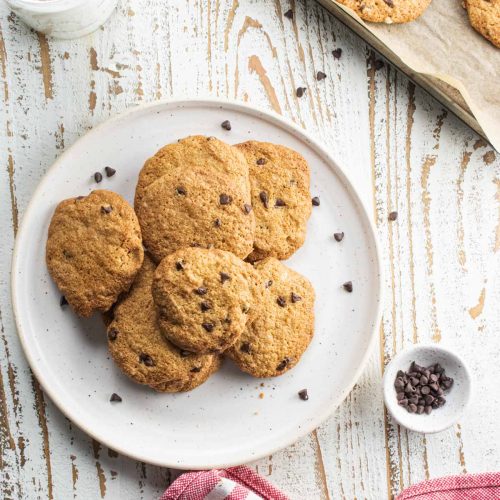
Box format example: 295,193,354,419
11,98,384,468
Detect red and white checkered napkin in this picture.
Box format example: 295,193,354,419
160,466,289,500
396,472,500,500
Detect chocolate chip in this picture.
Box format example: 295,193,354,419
139,353,154,366
200,301,212,312
311,196,320,206
94,172,103,183
429,373,438,383
256,157,267,165
316,71,327,81
291,292,302,303
424,395,434,405
274,198,286,207
417,405,426,415
334,232,344,242
105,166,116,177
298,389,309,400
101,205,112,214
214,218,222,228
276,357,290,371
296,87,307,98
410,376,420,386
343,281,353,293
383,0,394,6
60,295,68,307
176,186,187,196
259,191,269,208
277,296,286,307
243,204,252,214
108,328,118,341
398,398,408,407
110,393,122,402
202,322,214,332
284,8,293,19
375,59,385,70
265,280,273,288
394,378,405,390
224,316,232,324
424,405,432,414
396,392,405,400
429,382,439,392
332,48,342,59
179,350,191,357
221,120,231,130
240,342,251,353
220,272,231,284
434,363,444,374
420,385,430,395
191,366,201,373
176,261,184,271
420,375,428,385
408,403,417,413
194,287,207,295
220,193,232,205
405,382,415,394
388,211,398,221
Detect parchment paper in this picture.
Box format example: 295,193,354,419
329,0,500,151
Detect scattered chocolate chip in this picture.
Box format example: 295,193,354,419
60,295,68,307
139,353,154,366
277,296,286,307
194,287,207,295
101,205,112,214
176,261,184,271
179,350,191,357
105,166,116,177
408,403,417,413
243,203,252,214
259,191,269,208
94,172,103,183
296,87,307,98
214,218,222,228
265,280,273,288
332,48,342,59
191,366,201,373
284,9,293,19
200,301,212,312
375,59,385,70
398,398,408,407
276,357,290,371
110,393,122,402
220,272,231,283
240,342,251,353
219,193,232,205
108,328,118,341
334,232,344,242
383,0,394,6
343,281,353,293
316,71,327,81
202,322,214,332
291,292,302,303
274,198,286,207
388,211,398,221
256,157,267,165
221,120,231,131
311,196,320,206
176,186,187,196
298,389,309,400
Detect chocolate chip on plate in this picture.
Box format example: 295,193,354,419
105,166,116,177
334,232,344,242
110,393,122,402
332,48,342,59
298,389,309,400
316,71,327,81
94,172,103,183
311,196,320,206
221,120,231,131
284,9,293,19
388,211,398,221
343,281,353,293
219,193,232,205
296,87,307,98
60,295,68,307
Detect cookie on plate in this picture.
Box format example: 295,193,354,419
465,0,500,48
46,190,144,317
152,247,255,354
135,166,255,263
108,255,216,390
226,258,315,378
235,141,311,262
335,0,432,23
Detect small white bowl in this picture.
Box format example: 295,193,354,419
383,344,472,433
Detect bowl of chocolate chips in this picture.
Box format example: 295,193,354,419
383,344,472,433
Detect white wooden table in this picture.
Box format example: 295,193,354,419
1,1,499,498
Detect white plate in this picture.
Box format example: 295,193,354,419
12,99,382,469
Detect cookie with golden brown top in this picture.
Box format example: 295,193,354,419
152,247,256,354
226,258,315,378
335,0,432,23
135,166,255,263
465,0,500,48
46,190,144,317
235,141,311,262
108,255,215,390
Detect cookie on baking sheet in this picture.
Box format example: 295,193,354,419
465,0,500,48
135,135,251,205
235,141,311,262
152,247,256,354
135,165,255,263
108,255,216,390
46,190,144,317
226,258,315,378
335,0,432,23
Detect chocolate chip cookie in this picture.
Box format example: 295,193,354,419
235,141,311,262
226,258,315,378
335,0,432,23
108,255,216,390
152,247,255,354
46,190,144,317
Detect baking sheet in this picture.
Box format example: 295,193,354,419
326,0,500,151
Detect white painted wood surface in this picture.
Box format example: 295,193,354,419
1,0,499,498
